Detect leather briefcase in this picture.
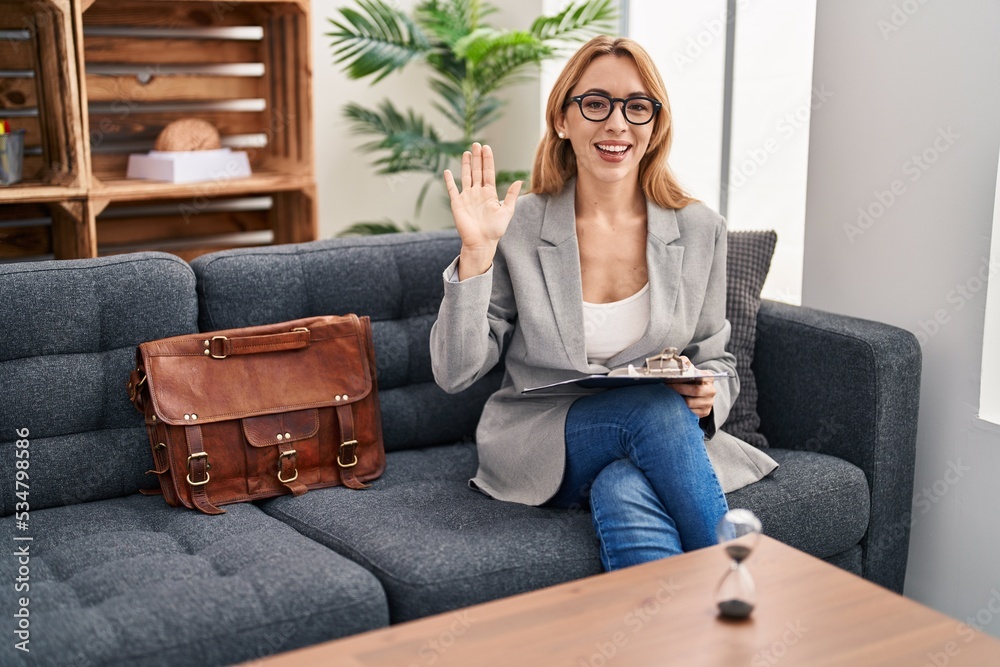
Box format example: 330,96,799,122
127,314,385,514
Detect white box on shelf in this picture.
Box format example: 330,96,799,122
126,148,252,184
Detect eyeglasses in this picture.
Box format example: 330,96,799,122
563,93,662,126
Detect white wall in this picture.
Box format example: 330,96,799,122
311,0,543,238
804,0,1000,637
629,1,727,212
727,0,816,305
629,0,815,306
980,150,1000,424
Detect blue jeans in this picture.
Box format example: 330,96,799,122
545,383,729,571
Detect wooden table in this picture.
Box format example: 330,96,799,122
251,536,1000,666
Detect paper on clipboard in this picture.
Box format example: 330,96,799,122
522,369,735,394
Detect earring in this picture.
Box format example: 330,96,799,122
557,132,566,139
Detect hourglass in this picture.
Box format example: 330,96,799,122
715,508,763,619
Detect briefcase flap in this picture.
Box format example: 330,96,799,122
139,315,372,426
242,409,320,447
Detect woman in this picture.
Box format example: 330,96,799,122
430,36,777,571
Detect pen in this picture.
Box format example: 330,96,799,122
1,120,11,183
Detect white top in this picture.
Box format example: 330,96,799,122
444,263,652,369
582,283,651,367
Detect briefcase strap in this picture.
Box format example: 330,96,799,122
128,368,146,413
184,425,225,515
145,427,170,475
277,441,309,496
336,404,370,490
205,329,310,359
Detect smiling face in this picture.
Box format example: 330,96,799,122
554,55,657,188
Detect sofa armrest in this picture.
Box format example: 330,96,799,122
754,299,922,593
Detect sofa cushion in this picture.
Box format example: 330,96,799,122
0,253,199,516
723,230,778,449
191,231,499,451
257,443,604,623
0,494,388,666
726,448,871,558
258,442,870,623
823,545,863,576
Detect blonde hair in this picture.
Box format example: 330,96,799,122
530,36,697,209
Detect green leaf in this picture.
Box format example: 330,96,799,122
451,27,496,62
454,29,548,67
416,0,478,47
496,169,531,194
337,220,421,237
327,0,431,82
530,0,617,44
416,1,482,82
469,96,504,134
414,174,439,217
343,101,464,175
429,77,468,129
327,0,610,223
471,37,552,95
496,169,530,182
426,49,467,83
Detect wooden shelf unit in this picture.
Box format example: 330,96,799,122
0,0,89,200
0,0,316,261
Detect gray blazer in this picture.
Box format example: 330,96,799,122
430,183,778,506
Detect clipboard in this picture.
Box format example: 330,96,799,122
521,346,736,394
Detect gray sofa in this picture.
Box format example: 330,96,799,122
0,230,921,666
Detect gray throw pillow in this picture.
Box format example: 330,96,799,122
721,230,778,448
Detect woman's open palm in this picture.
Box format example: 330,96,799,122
444,143,522,252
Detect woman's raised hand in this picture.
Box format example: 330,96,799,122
443,143,522,280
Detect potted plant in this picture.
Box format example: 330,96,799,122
327,0,616,234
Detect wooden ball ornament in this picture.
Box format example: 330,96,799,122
154,119,222,152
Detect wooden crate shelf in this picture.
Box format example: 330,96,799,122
1,182,88,203
0,198,96,259
1,0,315,261
0,202,55,259
79,0,313,185
90,172,314,201
0,0,89,201
85,185,314,260
94,193,276,258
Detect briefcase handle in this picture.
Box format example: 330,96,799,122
205,327,311,360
